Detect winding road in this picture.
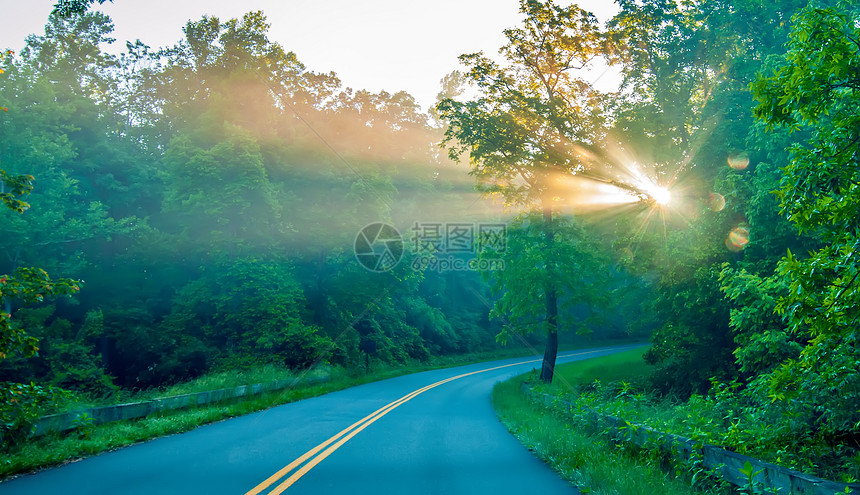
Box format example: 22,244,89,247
0,345,638,494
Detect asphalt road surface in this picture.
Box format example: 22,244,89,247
0,344,640,495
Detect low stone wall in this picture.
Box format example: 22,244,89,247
32,374,330,438
523,383,859,495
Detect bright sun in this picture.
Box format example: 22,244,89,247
636,180,671,206
651,186,671,205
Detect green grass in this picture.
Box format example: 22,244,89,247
491,349,732,495
547,350,860,482
1,378,350,479
50,364,312,414
1,340,642,480
550,347,654,392
3,366,421,479
495,347,859,489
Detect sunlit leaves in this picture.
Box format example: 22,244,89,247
437,0,606,209
719,265,802,377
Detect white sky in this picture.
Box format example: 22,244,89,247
0,0,620,111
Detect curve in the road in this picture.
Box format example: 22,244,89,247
0,344,641,495
246,347,617,494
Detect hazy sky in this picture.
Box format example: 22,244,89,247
1,0,620,110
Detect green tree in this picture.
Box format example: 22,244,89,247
161,131,284,259
749,1,860,435
0,12,140,409
0,11,141,277
0,172,81,443
161,258,333,373
52,0,113,17
486,213,608,346
606,0,817,395
438,0,607,382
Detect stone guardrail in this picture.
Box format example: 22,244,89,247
523,383,860,495
31,373,330,438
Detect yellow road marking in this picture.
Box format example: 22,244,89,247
245,348,613,495
244,386,426,495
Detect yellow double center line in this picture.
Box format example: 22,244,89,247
244,349,607,495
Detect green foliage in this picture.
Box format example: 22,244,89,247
0,382,66,445
610,0,833,402
0,168,82,446
487,212,608,344
437,0,613,382
52,0,113,17
0,171,34,213
162,132,283,256
639,261,736,397
42,310,117,398
719,266,803,377
746,0,860,444
605,0,760,397
164,258,333,371
599,1,860,480
494,352,720,495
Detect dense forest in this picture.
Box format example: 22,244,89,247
2,0,859,476
0,9,512,394
0,2,637,409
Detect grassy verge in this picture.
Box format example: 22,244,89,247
550,347,654,392
1,340,640,480
543,349,858,481
491,349,732,495
49,364,319,414
2,369,411,480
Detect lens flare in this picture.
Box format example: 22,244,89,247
725,226,750,252
709,193,726,212
728,153,750,170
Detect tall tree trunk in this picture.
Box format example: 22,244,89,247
540,201,559,383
